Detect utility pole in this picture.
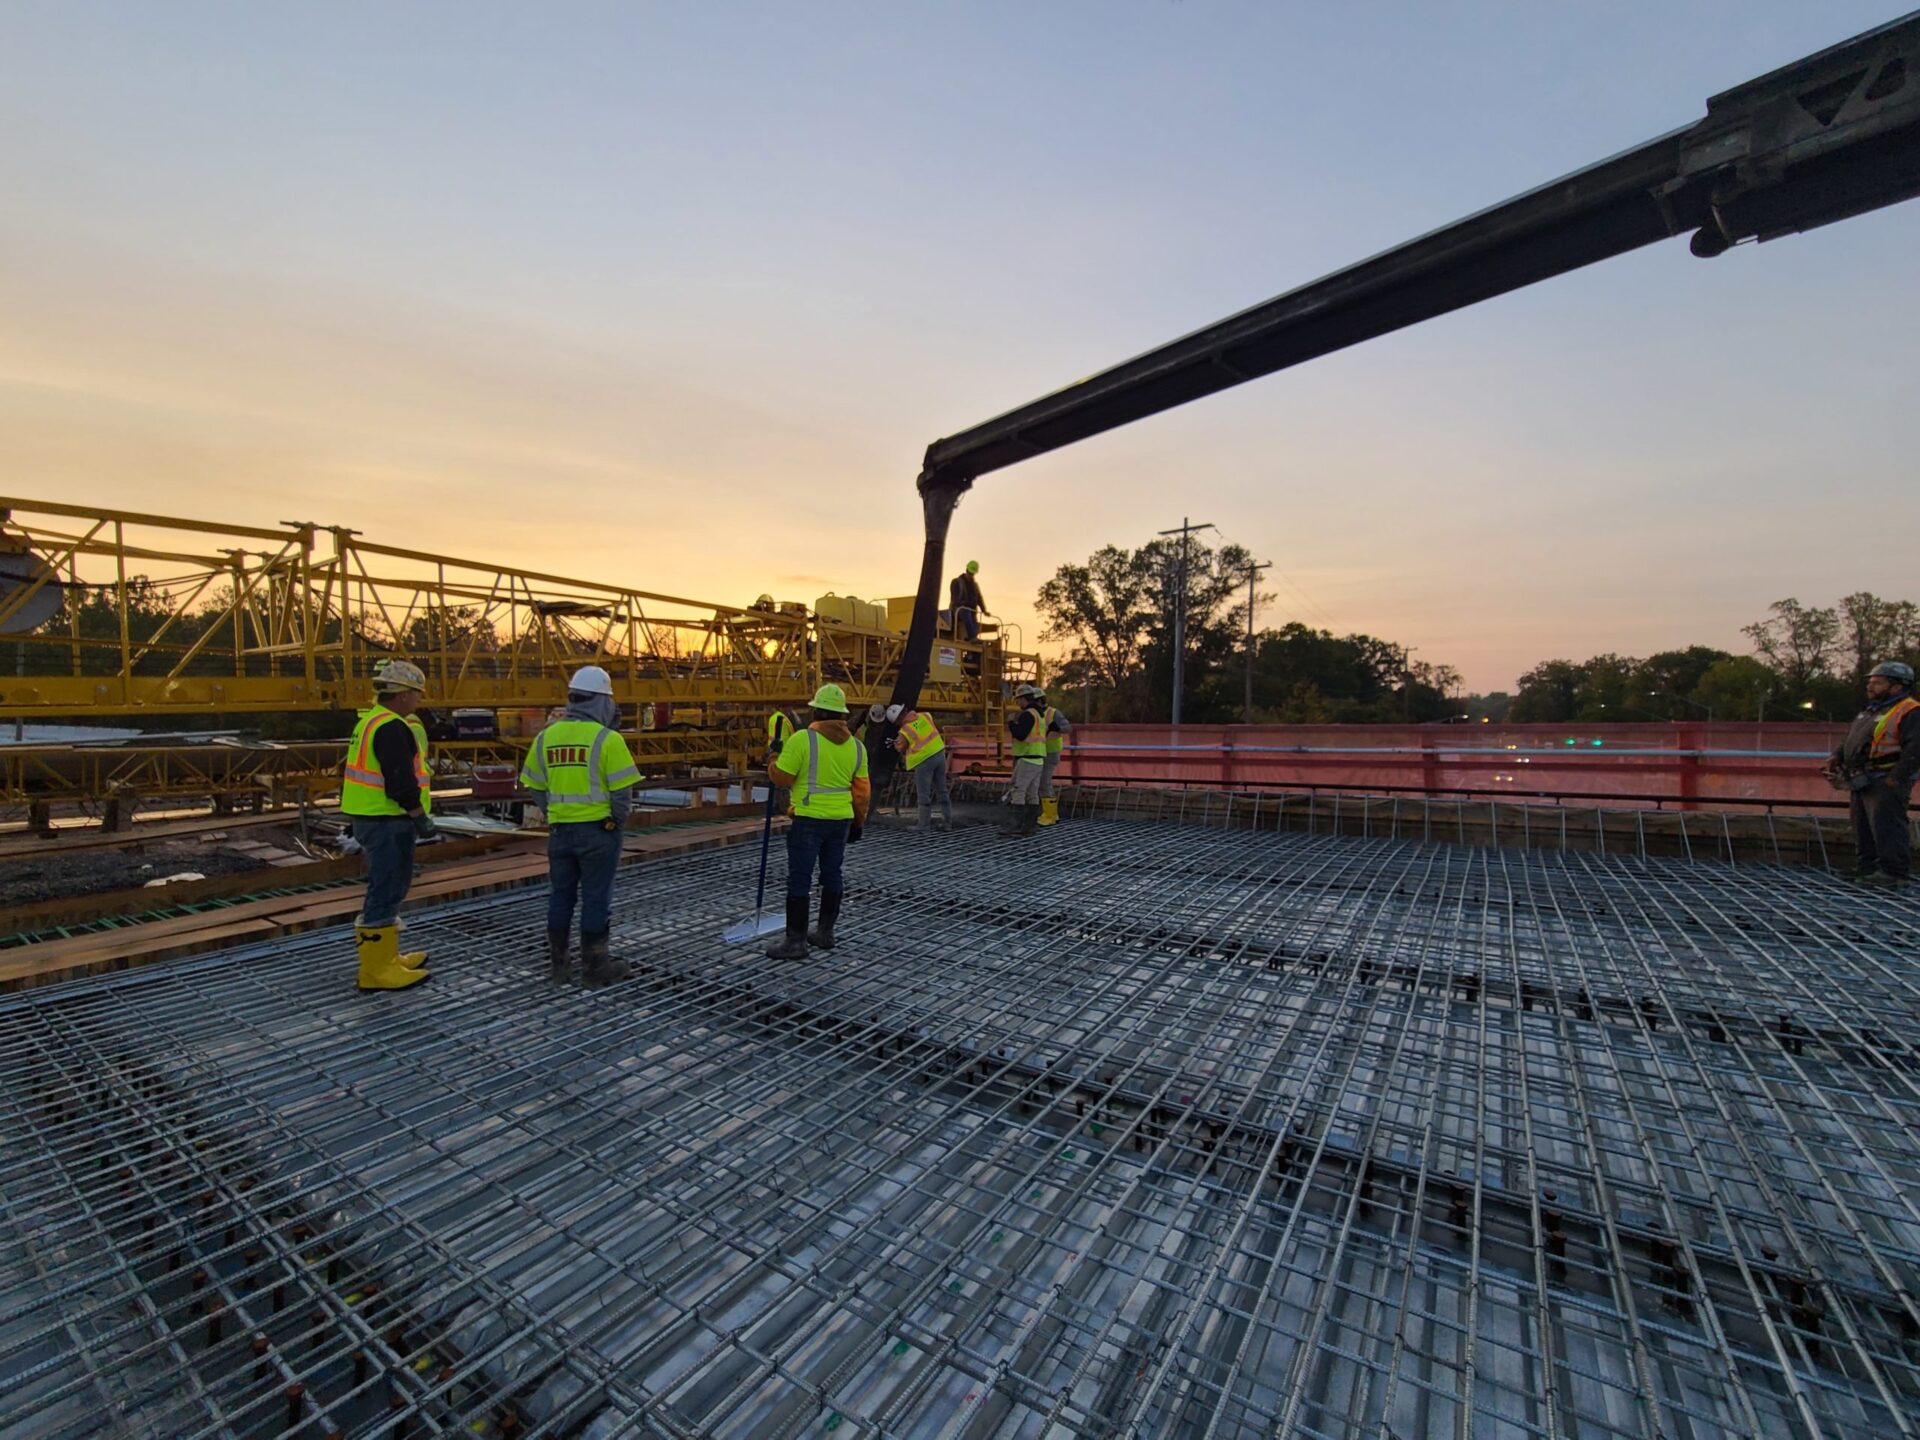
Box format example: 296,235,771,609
1157,518,1214,726
1242,560,1270,725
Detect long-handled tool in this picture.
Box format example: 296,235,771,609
723,786,784,945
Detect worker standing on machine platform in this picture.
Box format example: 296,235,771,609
1003,683,1051,838
342,660,435,992
1824,660,1920,886
521,665,642,986
889,702,952,830
765,683,869,958
1036,689,1072,827
945,560,989,642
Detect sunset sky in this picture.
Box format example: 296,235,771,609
2,2,1915,691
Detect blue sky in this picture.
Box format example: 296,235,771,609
0,2,1913,689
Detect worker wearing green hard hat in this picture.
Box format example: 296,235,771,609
945,560,989,642
764,681,870,958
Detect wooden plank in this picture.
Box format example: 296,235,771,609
1,835,516,933
0,920,279,990
3,816,773,991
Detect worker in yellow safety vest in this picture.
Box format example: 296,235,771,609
1034,687,1073,827
520,665,643,986
1824,660,1920,886
341,659,435,991
1002,683,1052,838
888,703,952,830
765,683,870,958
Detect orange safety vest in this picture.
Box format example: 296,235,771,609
1869,696,1920,765
342,706,433,816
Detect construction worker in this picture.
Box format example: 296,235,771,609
888,702,952,830
944,560,988,642
1824,660,1920,886
520,665,642,985
1003,683,1052,838
765,682,869,958
342,659,435,991
1035,689,1073,826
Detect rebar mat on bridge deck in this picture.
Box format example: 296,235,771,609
4,818,1920,1439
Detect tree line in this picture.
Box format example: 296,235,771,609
1035,532,1908,726
1505,596,1917,724
1035,534,1461,724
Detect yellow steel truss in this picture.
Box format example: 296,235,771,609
0,498,1039,729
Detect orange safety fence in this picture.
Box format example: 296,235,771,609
939,722,1852,814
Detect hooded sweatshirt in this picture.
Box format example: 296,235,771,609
527,691,633,825
768,716,871,822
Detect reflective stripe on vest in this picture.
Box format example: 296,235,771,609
792,729,863,818
342,707,432,817
1011,706,1051,762
1870,696,1920,765
526,720,636,822
900,712,945,770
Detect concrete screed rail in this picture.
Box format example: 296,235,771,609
4,806,1920,1439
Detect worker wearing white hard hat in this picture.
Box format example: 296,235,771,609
520,663,642,985
342,659,436,991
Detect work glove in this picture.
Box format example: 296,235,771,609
868,702,887,723
885,703,903,722
848,820,864,844
524,805,547,828
410,811,437,840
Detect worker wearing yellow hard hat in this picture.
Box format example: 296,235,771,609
521,664,642,987
764,682,869,958
342,659,435,991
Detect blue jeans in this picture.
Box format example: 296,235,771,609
785,815,849,900
353,817,415,927
548,822,623,937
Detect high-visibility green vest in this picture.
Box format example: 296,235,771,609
1011,706,1052,763
778,727,867,819
342,707,433,817
521,719,641,823
1045,721,1066,756
899,711,946,771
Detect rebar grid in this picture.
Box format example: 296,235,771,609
5,814,1920,1439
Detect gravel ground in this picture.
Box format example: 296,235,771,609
0,841,278,907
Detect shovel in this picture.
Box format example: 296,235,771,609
723,786,784,945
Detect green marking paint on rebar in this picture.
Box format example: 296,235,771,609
1091,1122,1104,1135
893,1339,910,1356
949,1280,963,1293
1063,1148,1077,1160
824,1412,842,1431
991,1230,1004,1243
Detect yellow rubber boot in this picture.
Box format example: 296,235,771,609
394,920,429,972
1037,798,1059,827
356,925,430,992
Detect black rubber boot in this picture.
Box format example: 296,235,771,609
765,896,811,959
547,930,572,984
1013,804,1040,837
580,932,631,988
808,892,842,951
